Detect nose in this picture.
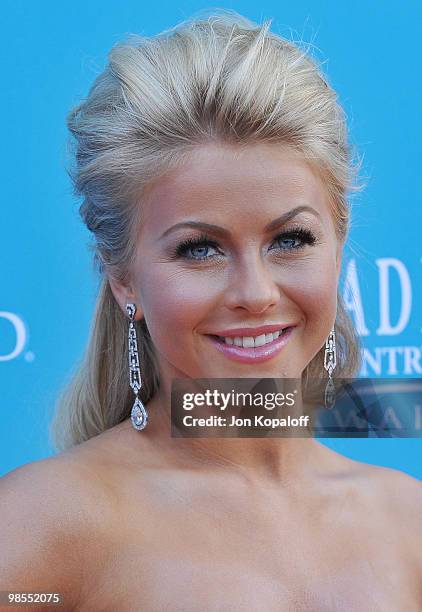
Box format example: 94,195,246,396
223,254,280,314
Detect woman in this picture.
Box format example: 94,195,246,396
2,11,421,611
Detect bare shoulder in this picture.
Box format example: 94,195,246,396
330,449,422,563
366,463,422,588
368,463,422,534
318,443,422,536
319,442,421,502
0,442,119,610
353,460,422,525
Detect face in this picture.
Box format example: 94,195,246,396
110,143,341,383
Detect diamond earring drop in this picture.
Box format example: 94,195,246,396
126,303,148,430
323,328,337,410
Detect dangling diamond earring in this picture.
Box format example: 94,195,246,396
126,303,148,431
324,328,337,410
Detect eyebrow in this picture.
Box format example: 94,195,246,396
159,205,321,240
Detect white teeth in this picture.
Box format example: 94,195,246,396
221,330,286,347
254,334,266,347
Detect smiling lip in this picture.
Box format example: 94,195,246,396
206,327,294,364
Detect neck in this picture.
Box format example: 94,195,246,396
142,376,323,486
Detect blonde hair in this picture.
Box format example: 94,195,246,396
50,9,363,451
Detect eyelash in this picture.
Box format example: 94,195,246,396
173,227,317,261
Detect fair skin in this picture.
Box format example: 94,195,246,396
1,144,421,611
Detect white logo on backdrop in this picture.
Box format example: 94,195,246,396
0,311,33,362
343,258,421,375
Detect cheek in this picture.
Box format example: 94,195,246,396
136,267,222,342
282,256,338,338
292,265,337,312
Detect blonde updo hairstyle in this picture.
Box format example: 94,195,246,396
51,10,363,451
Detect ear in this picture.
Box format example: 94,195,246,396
107,276,144,321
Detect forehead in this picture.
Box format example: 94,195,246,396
140,143,333,233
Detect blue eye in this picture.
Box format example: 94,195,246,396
187,243,219,259
272,228,316,250
175,235,221,260
277,236,300,249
